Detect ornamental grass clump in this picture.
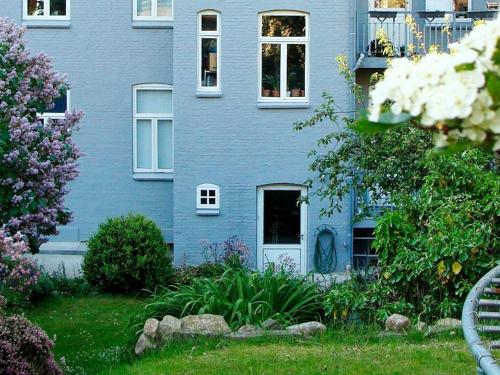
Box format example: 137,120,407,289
0,18,83,251
133,266,323,332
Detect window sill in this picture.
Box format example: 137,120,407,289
196,208,220,216
22,19,71,28
133,172,173,181
195,91,223,98
257,101,310,109
132,20,174,29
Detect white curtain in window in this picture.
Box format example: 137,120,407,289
136,120,152,169
157,120,173,170
136,90,172,114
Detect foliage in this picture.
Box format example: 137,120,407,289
374,149,499,320
172,263,225,287
133,266,323,332
360,17,500,152
0,296,62,374
0,230,40,307
323,272,413,326
31,264,95,301
82,214,173,293
201,235,251,268
294,56,433,217
0,18,83,251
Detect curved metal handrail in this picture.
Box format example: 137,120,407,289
462,265,500,375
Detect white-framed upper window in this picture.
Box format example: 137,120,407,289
198,10,221,92
196,184,220,210
258,11,309,102
133,0,173,21
39,91,70,125
425,0,471,11
133,84,174,173
23,0,70,20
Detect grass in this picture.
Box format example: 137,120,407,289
26,295,144,375
25,296,476,375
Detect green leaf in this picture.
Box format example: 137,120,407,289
351,116,397,135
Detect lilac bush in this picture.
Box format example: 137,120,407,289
0,18,83,250
0,296,62,375
0,230,40,303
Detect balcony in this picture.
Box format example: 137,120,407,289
356,10,498,69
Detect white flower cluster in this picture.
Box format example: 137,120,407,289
368,17,500,150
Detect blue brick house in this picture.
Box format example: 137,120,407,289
0,0,497,274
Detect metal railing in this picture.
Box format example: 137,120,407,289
356,10,498,58
462,264,500,375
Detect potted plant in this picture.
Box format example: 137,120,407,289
289,72,301,97
263,74,280,97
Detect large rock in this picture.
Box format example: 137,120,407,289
385,314,411,333
159,315,182,341
143,318,160,340
261,318,282,330
238,324,260,333
286,322,327,335
181,314,231,334
430,318,462,334
134,333,156,356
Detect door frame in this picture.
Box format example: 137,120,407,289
257,184,308,275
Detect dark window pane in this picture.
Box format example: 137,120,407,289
262,15,306,37
287,44,306,97
50,0,66,16
201,38,218,87
46,94,67,113
353,228,377,269
201,190,207,197
201,198,207,205
261,44,280,97
209,190,215,197
28,0,44,16
201,15,217,31
209,198,216,205
264,190,301,245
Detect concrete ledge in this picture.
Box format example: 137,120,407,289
132,20,173,29
133,172,174,181
195,91,223,98
257,101,310,109
39,242,87,255
23,20,71,28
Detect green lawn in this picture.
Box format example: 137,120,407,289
26,296,476,375
26,295,144,375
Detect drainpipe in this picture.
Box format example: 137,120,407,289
353,53,366,71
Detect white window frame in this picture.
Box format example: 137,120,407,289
23,0,71,20
197,10,221,92
133,0,174,21
258,11,310,103
38,91,71,125
133,84,174,174
196,184,220,211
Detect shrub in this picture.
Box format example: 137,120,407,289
133,266,323,332
83,214,173,293
0,18,83,251
0,230,40,307
0,296,62,374
374,150,499,321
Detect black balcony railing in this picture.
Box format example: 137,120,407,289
356,10,498,59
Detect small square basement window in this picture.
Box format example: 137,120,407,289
196,184,220,216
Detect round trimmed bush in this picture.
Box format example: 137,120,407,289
83,214,173,293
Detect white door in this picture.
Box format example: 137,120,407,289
257,185,307,275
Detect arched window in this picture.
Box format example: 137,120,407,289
259,11,309,102
198,10,221,92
